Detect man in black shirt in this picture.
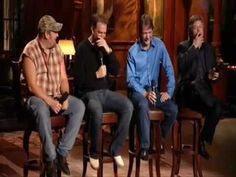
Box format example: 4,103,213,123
175,15,236,160
175,15,219,160
74,14,133,170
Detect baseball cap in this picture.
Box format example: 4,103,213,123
38,15,63,33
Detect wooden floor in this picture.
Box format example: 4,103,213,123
0,119,236,177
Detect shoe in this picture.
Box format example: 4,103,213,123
139,149,149,161
45,160,57,177
57,153,70,175
114,155,124,167
89,157,99,170
198,140,211,160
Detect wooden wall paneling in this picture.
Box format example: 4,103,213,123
189,0,209,40
22,0,74,48
211,0,222,58
111,41,135,90
161,0,176,91
211,0,226,101
0,1,3,50
72,0,84,44
163,0,176,70
106,0,140,90
173,0,189,77
106,0,140,42
78,0,91,42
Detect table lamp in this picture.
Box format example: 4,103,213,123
58,39,76,74
58,39,75,60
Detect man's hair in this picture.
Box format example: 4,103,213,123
91,14,108,28
188,15,203,39
139,14,154,33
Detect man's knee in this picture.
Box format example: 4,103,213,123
123,98,134,114
165,102,178,122
71,97,85,114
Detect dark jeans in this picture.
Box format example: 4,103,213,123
130,91,178,150
82,89,133,158
183,82,222,144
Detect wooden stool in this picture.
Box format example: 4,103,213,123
23,115,66,177
171,108,203,177
127,109,164,177
82,112,118,177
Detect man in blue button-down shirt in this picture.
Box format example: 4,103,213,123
127,14,178,160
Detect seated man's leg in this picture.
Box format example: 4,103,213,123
200,97,221,145
58,95,85,156
56,95,85,174
130,91,151,160
186,89,221,159
85,91,103,159
157,99,178,140
27,96,56,161
103,90,133,157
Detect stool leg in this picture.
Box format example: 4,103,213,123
113,160,118,177
57,167,61,177
135,123,141,177
135,156,141,177
97,126,103,177
127,151,134,177
171,121,179,177
154,121,161,177
127,124,135,177
197,155,203,177
97,162,103,177
82,131,88,177
23,129,32,177
176,121,182,175
149,123,154,177
149,159,154,177
195,120,203,177
40,143,45,177
193,120,200,177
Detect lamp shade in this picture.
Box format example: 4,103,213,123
58,39,75,56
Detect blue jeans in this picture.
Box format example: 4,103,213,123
27,95,85,161
82,89,133,158
130,91,178,150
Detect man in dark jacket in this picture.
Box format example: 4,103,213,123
74,14,133,170
175,15,236,160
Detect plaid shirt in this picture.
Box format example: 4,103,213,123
22,36,63,97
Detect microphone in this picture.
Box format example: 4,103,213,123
151,80,157,94
99,50,103,65
151,80,157,108
50,92,69,116
58,92,69,104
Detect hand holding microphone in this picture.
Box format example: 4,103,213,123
146,80,157,106
96,65,107,79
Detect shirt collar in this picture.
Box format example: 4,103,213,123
138,38,156,51
36,36,54,55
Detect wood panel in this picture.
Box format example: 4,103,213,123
106,0,140,42
21,0,74,48
111,41,134,90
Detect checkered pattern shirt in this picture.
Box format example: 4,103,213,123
22,36,63,97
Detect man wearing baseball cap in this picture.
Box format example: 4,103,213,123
21,15,85,177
